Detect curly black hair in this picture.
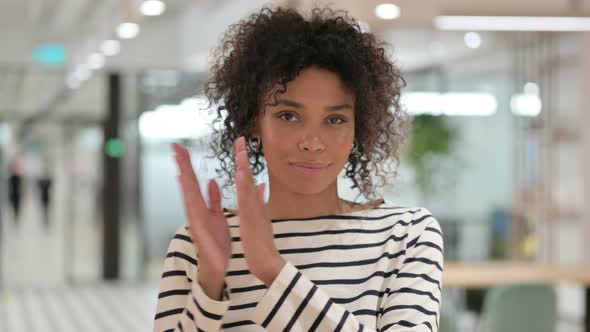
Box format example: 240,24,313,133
204,6,408,200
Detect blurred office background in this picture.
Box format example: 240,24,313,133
0,0,589,331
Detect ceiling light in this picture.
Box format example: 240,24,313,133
511,94,542,117
66,74,80,90
88,53,105,70
524,82,540,95
117,22,140,39
140,0,166,16
101,39,121,56
375,4,400,20
74,64,91,82
464,32,482,49
139,97,217,140
402,92,498,116
435,16,590,31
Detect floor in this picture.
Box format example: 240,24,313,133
0,283,159,332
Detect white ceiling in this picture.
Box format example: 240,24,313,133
0,0,588,123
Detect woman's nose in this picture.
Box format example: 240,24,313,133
298,136,325,152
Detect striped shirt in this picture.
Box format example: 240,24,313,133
153,200,443,332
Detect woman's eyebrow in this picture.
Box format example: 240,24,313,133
277,99,304,108
277,98,353,111
326,104,353,112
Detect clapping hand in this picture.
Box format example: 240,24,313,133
173,137,285,288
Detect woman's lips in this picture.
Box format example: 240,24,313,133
289,162,331,176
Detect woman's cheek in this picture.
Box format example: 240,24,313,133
262,127,295,155
333,131,354,151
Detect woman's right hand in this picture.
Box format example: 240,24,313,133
172,143,232,277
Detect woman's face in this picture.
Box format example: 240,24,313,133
254,66,356,194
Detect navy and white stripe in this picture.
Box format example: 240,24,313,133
153,202,443,331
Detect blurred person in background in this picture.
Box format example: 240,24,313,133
154,5,443,332
8,155,23,226
36,156,53,230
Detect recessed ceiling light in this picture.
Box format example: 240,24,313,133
66,74,80,89
140,0,166,17
375,4,400,20
88,53,105,70
101,39,121,56
117,22,140,39
511,94,542,116
524,82,540,95
75,64,91,82
464,32,482,49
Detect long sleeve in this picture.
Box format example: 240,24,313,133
153,226,232,332
250,208,443,332
377,209,443,331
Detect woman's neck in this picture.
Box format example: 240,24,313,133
266,181,344,220
264,175,383,219
224,176,383,219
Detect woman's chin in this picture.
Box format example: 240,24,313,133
285,179,336,195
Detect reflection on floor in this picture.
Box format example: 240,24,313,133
0,283,159,332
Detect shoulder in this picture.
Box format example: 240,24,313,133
401,207,443,257
408,207,442,239
376,203,442,238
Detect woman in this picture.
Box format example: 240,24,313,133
154,6,443,332
8,157,23,224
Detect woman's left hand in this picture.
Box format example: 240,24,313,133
234,136,286,286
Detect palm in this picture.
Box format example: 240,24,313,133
192,208,232,274
173,143,232,275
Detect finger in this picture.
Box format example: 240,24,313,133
174,145,193,178
178,175,203,226
235,137,266,223
173,144,197,176
174,144,196,175
235,144,260,215
257,182,269,219
172,143,207,211
207,178,223,215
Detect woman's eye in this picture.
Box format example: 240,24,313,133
278,112,298,122
328,117,346,125
277,112,346,124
